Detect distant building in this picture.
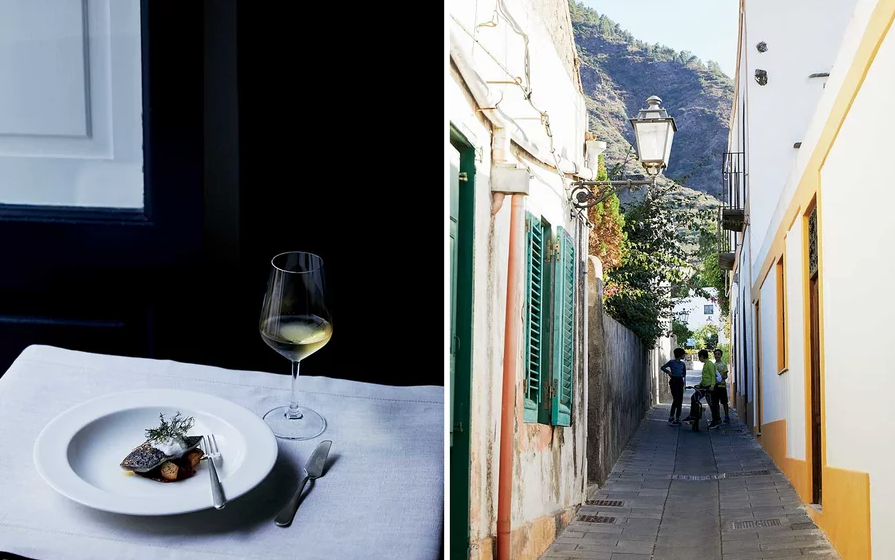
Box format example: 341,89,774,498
672,288,728,344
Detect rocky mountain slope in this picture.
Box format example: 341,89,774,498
570,1,734,198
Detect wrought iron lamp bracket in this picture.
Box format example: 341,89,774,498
569,177,657,209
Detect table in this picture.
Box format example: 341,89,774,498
0,345,444,560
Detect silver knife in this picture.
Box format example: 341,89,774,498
274,440,333,527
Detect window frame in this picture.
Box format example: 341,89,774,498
776,255,788,373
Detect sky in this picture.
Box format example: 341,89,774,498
581,0,740,78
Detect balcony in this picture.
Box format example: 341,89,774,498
720,151,746,232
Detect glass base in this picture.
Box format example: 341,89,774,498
263,406,327,440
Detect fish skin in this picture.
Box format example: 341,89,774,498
120,435,203,473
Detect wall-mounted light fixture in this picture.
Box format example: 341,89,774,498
755,69,768,86
570,96,677,209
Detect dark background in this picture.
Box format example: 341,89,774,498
0,1,443,388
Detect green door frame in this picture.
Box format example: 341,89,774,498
449,124,475,560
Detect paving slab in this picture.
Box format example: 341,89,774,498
539,396,841,560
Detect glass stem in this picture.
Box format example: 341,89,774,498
287,360,304,420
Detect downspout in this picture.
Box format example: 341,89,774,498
497,193,524,560
491,90,518,560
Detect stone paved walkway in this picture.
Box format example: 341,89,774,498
541,375,841,560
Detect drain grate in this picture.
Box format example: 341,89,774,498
577,515,616,524
671,474,716,481
724,469,771,478
731,518,782,530
585,499,624,507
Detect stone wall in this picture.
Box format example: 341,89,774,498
585,256,673,489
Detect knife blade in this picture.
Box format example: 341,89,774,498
274,440,333,527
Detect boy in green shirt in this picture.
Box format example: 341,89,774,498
683,349,721,429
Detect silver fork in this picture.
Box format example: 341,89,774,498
202,434,226,510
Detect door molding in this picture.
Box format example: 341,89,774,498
449,123,475,560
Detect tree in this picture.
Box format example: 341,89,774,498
694,323,719,350
603,181,703,348
672,319,693,348
588,154,627,270
692,218,730,322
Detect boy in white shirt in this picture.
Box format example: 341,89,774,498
713,348,731,423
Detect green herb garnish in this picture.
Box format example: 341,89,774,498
145,412,195,443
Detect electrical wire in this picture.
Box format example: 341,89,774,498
451,8,590,225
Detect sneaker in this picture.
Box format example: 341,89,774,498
681,416,693,422
708,422,721,430
723,416,731,424
673,419,682,426
668,418,675,424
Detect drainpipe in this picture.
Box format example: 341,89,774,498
489,92,529,560
497,193,524,560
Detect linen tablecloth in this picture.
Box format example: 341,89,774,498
0,345,443,560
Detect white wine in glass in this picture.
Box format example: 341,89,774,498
259,252,332,440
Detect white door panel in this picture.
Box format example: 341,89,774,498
0,0,143,208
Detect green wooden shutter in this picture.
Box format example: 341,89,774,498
551,227,575,426
523,212,544,423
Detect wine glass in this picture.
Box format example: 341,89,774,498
259,251,333,440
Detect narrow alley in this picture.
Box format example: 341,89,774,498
541,368,840,560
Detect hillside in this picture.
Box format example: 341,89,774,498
569,1,734,198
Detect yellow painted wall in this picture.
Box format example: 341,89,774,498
760,419,870,560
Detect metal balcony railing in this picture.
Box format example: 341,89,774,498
720,151,746,232
717,209,735,273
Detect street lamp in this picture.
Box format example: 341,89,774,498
571,96,677,209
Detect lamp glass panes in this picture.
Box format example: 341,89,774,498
629,96,677,175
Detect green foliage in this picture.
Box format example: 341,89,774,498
691,218,730,322
603,182,705,348
693,323,719,350
145,411,194,443
716,342,731,360
672,319,693,347
588,154,627,270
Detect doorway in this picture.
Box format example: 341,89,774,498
449,126,475,560
807,206,822,505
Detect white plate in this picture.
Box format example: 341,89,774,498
33,389,278,516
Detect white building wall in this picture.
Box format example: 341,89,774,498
820,20,895,556
744,0,857,268
738,229,756,415
672,289,724,337
783,223,806,461
750,0,875,277
449,0,586,174
450,0,592,552
758,274,784,424
447,72,505,546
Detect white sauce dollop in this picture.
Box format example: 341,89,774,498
153,436,188,457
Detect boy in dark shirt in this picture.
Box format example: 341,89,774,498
661,347,687,425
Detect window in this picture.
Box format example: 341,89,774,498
776,256,787,372
523,212,576,426
0,0,145,208
704,304,714,315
